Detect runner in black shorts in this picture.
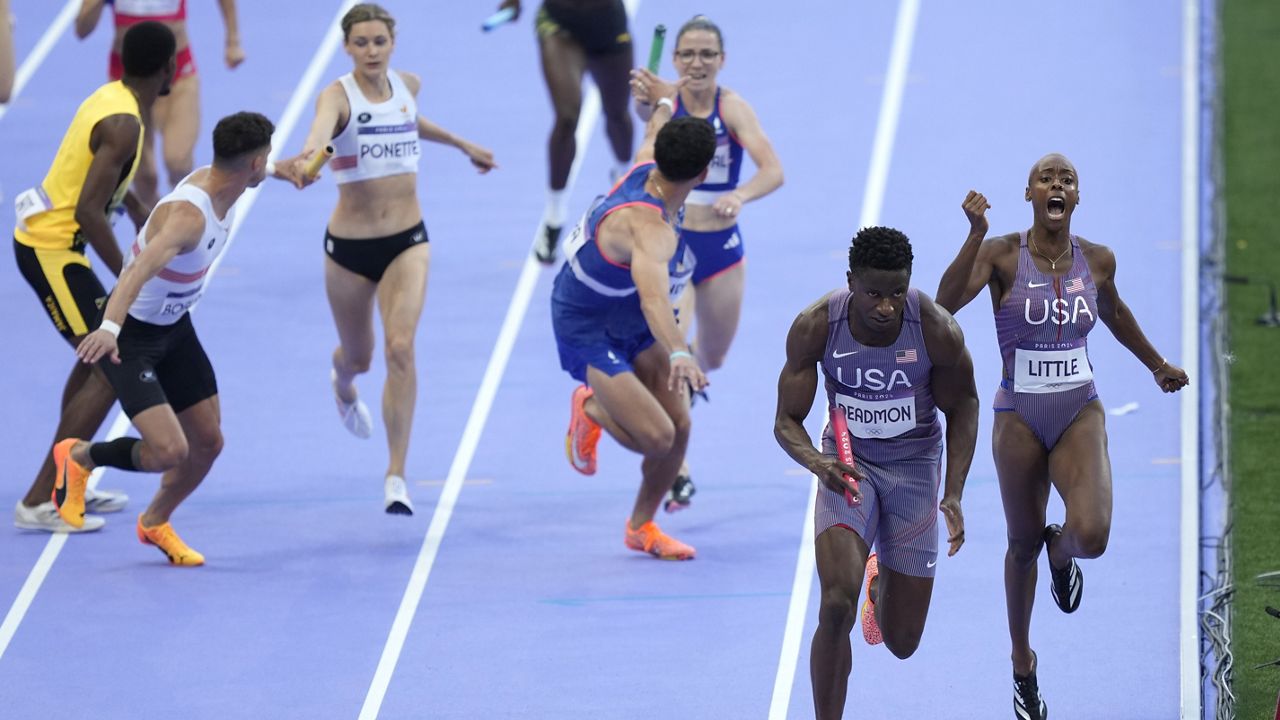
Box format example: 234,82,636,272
50,111,277,566
496,0,636,263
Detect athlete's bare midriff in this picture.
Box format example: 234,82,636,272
680,202,735,232
111,22,189,54
329,174,422,238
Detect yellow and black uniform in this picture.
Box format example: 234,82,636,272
536,0,631,56
13,80,142,339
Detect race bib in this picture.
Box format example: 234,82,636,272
703,137,732,185
668,246,693,302
834,391,916,440
1013,341,1093,393
561,213,589,260
14,186,52,231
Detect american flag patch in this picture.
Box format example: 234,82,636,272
895,349,918,364
1064,277,1085,294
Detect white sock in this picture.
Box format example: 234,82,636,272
544,188,569,228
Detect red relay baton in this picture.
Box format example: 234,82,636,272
828,405,860,507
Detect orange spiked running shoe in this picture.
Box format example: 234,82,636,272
565,385,601,475
624,520,696,561
137,516,205,566
51,439,89,528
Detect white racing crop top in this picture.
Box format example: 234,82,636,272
329,71,420,184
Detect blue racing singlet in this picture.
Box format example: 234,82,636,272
556,162,693,309
673,88,744,205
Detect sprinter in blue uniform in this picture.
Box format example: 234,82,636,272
551,82,715,561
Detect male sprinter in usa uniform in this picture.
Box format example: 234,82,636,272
775,226,978,719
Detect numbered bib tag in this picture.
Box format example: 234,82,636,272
834,391,916,440
14,186,52,231
1013,340,1093,393
668,245,694,303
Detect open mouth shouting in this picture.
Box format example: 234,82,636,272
1046,196,1067,220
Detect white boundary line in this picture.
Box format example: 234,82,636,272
766,0,921,716
356,2,641,715
1179,0,1202,715
0,0,78,123
0,0,357,665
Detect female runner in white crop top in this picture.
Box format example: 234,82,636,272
286,3,496,516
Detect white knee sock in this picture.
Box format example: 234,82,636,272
543,188,570,228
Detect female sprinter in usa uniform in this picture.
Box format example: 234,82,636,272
288,3,496,516
935,154,1189,720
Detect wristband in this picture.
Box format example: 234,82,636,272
669,349,693,362
265,161,277,176
1151,358,1168,374
656,97,675,113
99,319,122,338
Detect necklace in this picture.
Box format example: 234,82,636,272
648,172,673,224
1029,234,1072,271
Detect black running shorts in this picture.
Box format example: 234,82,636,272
537,0,632,56
97,311,218,418
324,221,428,283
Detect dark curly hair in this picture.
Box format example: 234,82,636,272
212,112,274,165
121,21,176,78
654,116,716,182
848,226,913,275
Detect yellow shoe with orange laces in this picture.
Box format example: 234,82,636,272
861,552,884,645
51,438,89,529
565,385,601,475
136,516,205,566
624,520,696,561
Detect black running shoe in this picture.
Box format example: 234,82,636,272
1043,524,1083,614
1013,653,1048,720
533,224,561,264
664,473,696,513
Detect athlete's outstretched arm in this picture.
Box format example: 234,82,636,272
76,202,205,365
75,0,107,39
394,71,496,172
920,293,978,556
631,70,685,164
630,214,708,393
716,93,783,216
76,114,143,276
774,299,864,496
935,190,995,314
276,82,346,187
216,0,245,69
415,115,496,172
1092,244,1190,393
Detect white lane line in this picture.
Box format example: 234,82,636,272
0,0,78,122
1178,0,1202,715
767,478,818,720
0,0,357,665
356,1,642,715
766,0,921,716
